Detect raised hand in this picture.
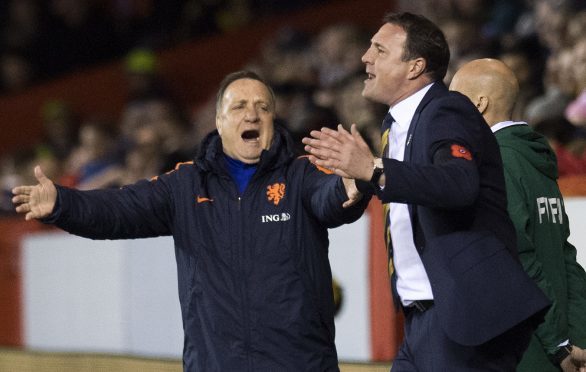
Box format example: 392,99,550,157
302,124,375,181
12,166,57,221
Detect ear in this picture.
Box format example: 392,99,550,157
407,58,426,80
215,115,222,135
476,96,488,115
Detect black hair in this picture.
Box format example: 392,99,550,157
383,12,450,81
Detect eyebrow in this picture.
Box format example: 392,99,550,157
372,41,386,50
229,98,272,108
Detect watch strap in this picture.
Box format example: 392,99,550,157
370,158,384,186
550,344,572,365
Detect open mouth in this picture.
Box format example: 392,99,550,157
241,130,260,142
366,73,375,80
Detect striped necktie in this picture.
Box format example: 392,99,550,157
380,113,395,278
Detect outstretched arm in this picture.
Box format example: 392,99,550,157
12,166,57,221
13,164,174,240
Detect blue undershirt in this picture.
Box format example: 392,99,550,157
224,155,257,195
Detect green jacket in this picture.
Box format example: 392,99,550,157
494,122,586,371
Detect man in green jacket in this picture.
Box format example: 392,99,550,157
450,58,586,372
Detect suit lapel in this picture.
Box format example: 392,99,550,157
403,82,447,162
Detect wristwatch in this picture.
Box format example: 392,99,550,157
551,344,573,365
370,158,384,186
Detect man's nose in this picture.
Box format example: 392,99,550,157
245,107,260,122
361,48,371,64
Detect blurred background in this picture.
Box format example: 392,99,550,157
1,0,585,370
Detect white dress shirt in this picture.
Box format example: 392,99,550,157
387,83,434,306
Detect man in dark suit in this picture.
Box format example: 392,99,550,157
303,12,550,371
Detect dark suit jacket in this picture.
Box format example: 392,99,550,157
378,82,550,346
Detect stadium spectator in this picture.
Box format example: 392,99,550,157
61,118,123,190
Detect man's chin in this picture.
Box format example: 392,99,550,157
238,153,262,164
361,87,372,99
361,89,382,104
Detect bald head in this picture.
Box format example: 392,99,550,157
449,58,519,127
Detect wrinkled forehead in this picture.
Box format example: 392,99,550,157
221,79,274,107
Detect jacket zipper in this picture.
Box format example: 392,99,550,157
233,167,266,370
235,192,252,370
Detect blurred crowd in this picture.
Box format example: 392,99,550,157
1,0,586,215
402,0,586,177
0,0,326,93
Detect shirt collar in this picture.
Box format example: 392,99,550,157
389,83,434,128
491,120,528,133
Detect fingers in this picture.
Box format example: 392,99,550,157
342,199,355,208
15,202,30,214
312,156,339,170
12,185,34,196
322,126,344,138
342,195,362,208
16,203,41,221
303,131,344,161
304,143,343,162
306,155,349,177
12,190,34,217
303,128,342,143
302,130,325,142
34,165,53,185
336,124,358,143
306,155,331,168
341,178,362,208
12,194,30,204
350,124,371,150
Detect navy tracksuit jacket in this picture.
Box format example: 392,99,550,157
45,125,370,371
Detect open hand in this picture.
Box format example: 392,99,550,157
12,166,57,221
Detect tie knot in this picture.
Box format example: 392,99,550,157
381,112,394,132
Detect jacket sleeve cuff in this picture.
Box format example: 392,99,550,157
39,185,64,224
355,179,377,196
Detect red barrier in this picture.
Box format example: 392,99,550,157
368,199,404,360
559,175,586,196
0,218,51,346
